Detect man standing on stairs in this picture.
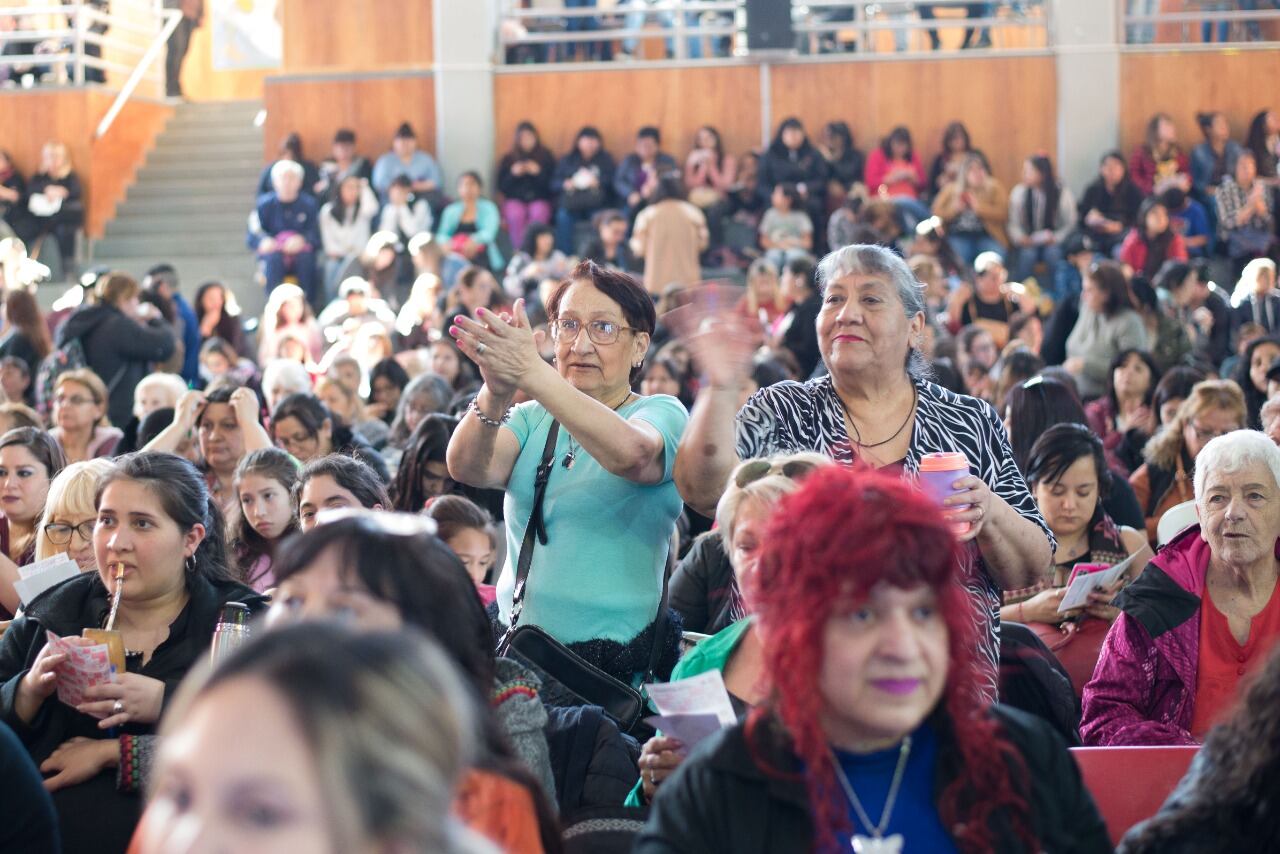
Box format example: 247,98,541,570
163,0,203,99
248,160,321,306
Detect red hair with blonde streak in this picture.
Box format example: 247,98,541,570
745,465,1036,853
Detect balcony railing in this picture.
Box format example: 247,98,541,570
1123,1,1280,46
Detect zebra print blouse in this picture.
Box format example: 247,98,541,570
735,374,1055,697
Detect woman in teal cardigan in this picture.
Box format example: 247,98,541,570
629,454,825,806
437,171,506,271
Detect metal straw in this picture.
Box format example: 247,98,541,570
104,562,125,631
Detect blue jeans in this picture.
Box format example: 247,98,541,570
1010,243,1065,300
555,206,595,254
891,197,933,232
263,248,319,307
947,233,1005,268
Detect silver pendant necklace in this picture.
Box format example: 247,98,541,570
830,735,912,854
562,391,634,469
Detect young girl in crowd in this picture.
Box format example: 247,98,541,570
295,454,389,532
232,448,300,592
425,493,498,604
258,283,323,364
758,182,813,269
1120,198,1188,281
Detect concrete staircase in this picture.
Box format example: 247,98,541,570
90,99,266,315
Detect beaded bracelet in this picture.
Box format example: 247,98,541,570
468,398,512,428
120,734,141,793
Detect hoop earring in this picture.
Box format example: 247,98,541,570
185,555,196,574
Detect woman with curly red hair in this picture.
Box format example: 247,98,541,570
636,465,1108,854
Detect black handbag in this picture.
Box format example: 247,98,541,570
497,420,669,734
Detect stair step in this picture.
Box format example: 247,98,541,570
159,125,262,145
137,161,264,180
106,212,250,236
147,143,264,165
94,235,248,257
114,195,251,215
125,180,255,201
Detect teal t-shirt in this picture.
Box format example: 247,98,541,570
497,394,689,645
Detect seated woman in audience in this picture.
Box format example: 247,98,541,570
1130,113,1193,197
503,223,570,300
319,174,380,303
197,337,258,392
579,208,636,272
1217,150,1278,274
367,357,409,428
266,515,558,851
260,359,313,417
864,125,929,228
0,355,33,407
638,456,824,807
257,283,322,365
817,120,863,205
294,455,389,532
497,120,556,250
1162,187,1213,259
736,257,789,334
756,118,828,244
134,623,494,854
758,182,813,270
0,288,51,381
395,272,443,350
270,393,389,482
426,494,498,603
1079,150,1144,257
192,280,247,358
1118,644,1280,852
378,175,433,247
1152,365,1206,429
256,132,320,199
393,415,459,513
1004,424,1150,633
230,447,299,592
638,465,1108,853
314,374,387,450
1064,260,1148,400
132,372,186,427
684,125,737,223
1085,349,1161,477
14,141,82,268
145,385,272,518
0,428,65,616
946,251,1022,346
632,173,709,299
1120,198,1189,281
1232,335,1280,430
34,459,114,572
432,336,479,396
552,126,616,255
449,260,689,687
387,371,455,450
1130,379,1245,545
50,369,124,462
639,356,694,410
1007,154,1077,300
675,245,1054,699
0,149,25,238
437,172,505,273
1,453,267,852
1128,275,1193,374
931,153,1008,267
1085,430,1280,745
1190,111,1243,211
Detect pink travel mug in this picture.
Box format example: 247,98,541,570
918,451,973,536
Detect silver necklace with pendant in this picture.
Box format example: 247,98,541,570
562,392,634,470
830,735,912,854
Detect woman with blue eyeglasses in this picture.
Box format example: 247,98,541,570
447,259,689,689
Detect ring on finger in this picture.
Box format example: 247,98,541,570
112,700,124,715
476,342,487,356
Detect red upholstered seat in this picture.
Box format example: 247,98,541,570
1070,746,1199,845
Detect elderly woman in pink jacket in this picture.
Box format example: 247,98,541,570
1081,429,1280,745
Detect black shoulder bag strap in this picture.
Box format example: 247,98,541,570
497,419,561,652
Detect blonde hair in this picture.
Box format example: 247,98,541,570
0,402,43,432
716,452,830,551
133,372,188,420
55,369,111,426
95,271,138,307
745,258,784,316
35,459,114,562
1143,379,1246,469
41,141,71,180
1232,257,1278,308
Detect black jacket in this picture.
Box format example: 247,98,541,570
0,570,267,765
636,706,1110,854
669,531,736,636
498,147,556,204
779,292,823,379
757,143,830,206
57,303,176,427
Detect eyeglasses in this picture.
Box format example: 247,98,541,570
733,458,819,489
1188,422,1236,442
44,519,96,545
276,433,318,453
550,318,639,346
54,395,94,407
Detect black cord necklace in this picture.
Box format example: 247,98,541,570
839,385,918,451
563,391,635,469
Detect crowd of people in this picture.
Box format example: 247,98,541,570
0,103,1280,853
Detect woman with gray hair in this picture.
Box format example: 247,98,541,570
674,243,1053,694
388,371,454,449
1083,429,1280,745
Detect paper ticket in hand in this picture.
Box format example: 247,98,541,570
1057,551,1139,614
643,670,738,749
13,556,80,607
45,630,115,709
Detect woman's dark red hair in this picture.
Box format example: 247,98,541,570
745,465,1035,853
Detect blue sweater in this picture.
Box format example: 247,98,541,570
246,192,321,252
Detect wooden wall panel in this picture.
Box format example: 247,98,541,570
1119,50,1280,157
0,91,171,238
770,56,1057,192
181,19,272,102
493,65,763,166
263,74,436,168
281,0,433,71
